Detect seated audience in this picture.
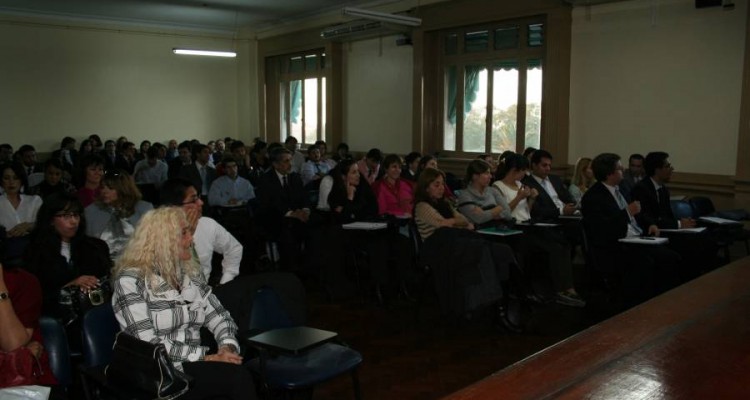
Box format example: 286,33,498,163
84,170,153,259
28,158,77,200
372,154,415,217
101,140,117,171
208,156,255,207
314,140,337,169
414,168,519,329
357,148,383,186
522,149,577,221
631,151,720,275
300,145,332,187
581,153,681,306
135,140,151,162
133,146,168,188
401,151,421,182
77,139,94,161
178,144,216,206
76,154,105,207
114,141,137,175
457,160,512,228
18,145,43,179
619,153,645,202
285,136,306,174
0,259,57,390
332,142,352,163
111,207,256,400
165,139,179,162
568,157,594,205
0,144,13,164
88,134,103,154
25,193,112,317
256,148,309,270
230,140,253,180
212,139,225,164
493,154,585,307
0,163,42,240
167,141,193,179
50,136,78,176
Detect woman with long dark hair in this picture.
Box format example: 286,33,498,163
24,192,112,316
414,168,520,330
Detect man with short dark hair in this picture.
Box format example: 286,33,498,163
581,153,681,306
179,144,216,207
619,153,645,201
168,140,194,179
18,145,42,177
256,147,308,270
521,149,577,221
114,141,137,174
357,148,383,186
284,136,305,174
631,152,720,275
209,156,255,207
133,146,168,188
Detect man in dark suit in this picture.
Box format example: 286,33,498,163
101,140,118,171
179,144,216,212
256,147,309,270
168,141,193,179
631,151,720,275
618,153,644,202
581,153,681,307
521,149,577,222
114,141,137,174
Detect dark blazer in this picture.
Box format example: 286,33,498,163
114,155,136,175
101,151,117,171
179,163,217,196
580,181,630,249
521,174,574,221
256,169,306,236
618,170,642,202
328,178,378,224
631,178,678,230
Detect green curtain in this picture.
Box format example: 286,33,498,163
290,80,301,124
446,65,481,125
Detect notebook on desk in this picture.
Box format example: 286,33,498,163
477,227,523,237
342,221,388,230
619,237,669,245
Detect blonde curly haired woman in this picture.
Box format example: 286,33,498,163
111,207,256,400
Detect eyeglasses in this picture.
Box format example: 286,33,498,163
182,195,201,205
54,212,80,220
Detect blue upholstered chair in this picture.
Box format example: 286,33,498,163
39,316,72,387
245,286,363,399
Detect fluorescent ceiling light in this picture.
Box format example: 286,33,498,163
342,7,421,27
173,49,236,58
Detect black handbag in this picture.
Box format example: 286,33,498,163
105,332,190,400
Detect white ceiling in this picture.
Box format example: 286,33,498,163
0,0,407,34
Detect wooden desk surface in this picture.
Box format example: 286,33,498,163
444,256,750,400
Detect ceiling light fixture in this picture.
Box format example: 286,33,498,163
172,49,237,58
342,7,421,27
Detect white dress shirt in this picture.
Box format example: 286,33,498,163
0,194,42,230
193,217,243,284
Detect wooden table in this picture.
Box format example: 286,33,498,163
444,256,750,399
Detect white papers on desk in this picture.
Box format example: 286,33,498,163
619,237,669,245
660,227,707,233
342,222,388,230
517,222,560,227
699,216,742,225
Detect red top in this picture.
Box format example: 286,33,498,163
2,268,57,386
76,186,100,208
372,178,415,217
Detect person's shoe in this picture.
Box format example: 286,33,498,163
555,291,586,308
496,305,523,334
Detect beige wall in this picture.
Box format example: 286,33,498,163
569,0,747,175
0,19,252,151
342,36,413,154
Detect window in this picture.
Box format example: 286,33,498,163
442,18,544,154
278,50,327,145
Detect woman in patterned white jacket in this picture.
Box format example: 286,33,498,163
111,207,256,400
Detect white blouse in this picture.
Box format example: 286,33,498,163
492,180,531,222
0,194,43,230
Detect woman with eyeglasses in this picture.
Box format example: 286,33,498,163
25,192,112,317
112,207,256,400
84,169,153,260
